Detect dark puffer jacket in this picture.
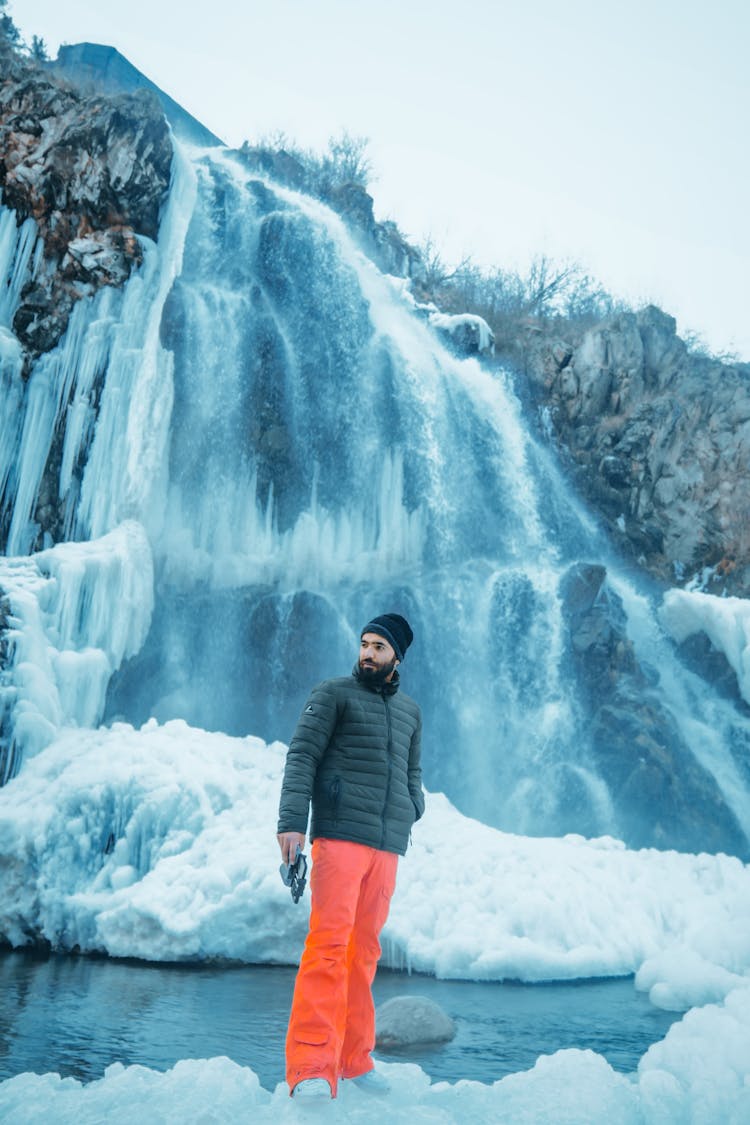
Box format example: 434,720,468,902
277,669,424,856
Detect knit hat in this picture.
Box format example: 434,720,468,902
361,613,414,661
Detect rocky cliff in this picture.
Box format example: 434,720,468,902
50,42,224,148
519,307,750,595
0,51,172,370
559,562,747,855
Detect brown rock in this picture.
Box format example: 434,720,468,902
0,55,172,369
526,309,750,592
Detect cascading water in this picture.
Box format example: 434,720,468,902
1,143,749,853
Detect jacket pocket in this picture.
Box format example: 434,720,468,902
328,777,341,822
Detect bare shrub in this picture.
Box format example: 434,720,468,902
240,129,373,198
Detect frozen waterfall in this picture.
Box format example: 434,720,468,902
1,142,749,854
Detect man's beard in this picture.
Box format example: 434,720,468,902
358,658,397,685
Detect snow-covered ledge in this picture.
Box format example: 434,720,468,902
659,587,750,705
428,311,495,356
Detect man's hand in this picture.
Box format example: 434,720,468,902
278,832,306,865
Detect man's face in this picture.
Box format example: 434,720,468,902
359,632,399,683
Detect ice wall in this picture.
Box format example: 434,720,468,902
0,523,153,782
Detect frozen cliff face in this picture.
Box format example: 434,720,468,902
0,53,172,367
523,306,750,594
0,53,181,556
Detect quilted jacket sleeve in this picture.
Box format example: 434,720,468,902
277,681,340,835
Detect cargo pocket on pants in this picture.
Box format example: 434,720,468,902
294,1031,329,1046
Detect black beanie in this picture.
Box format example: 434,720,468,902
361,614,414,661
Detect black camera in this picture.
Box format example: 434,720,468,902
280,847,308,904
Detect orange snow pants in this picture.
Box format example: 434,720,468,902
285,837,399,1097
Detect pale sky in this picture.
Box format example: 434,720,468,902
11,0,750,359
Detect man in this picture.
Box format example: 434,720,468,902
277,612,424,1100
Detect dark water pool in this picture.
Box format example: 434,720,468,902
0,951,678,1091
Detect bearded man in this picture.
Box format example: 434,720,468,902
276,613,424,1100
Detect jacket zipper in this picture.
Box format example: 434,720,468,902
379,690,393,849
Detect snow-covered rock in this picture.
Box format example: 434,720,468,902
429,310,495,356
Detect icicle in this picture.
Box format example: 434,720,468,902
0,207,39,328
0,330,24,517
0,522,154,773
75,144,198,542
3,282,130,557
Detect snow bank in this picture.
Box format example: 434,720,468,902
637,986,750,1122
1,986,749,1122
391,795,750,1004
0,721,294,964
635,950,750,1011
0,721,748,1013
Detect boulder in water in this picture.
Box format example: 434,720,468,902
375,995,456,1048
